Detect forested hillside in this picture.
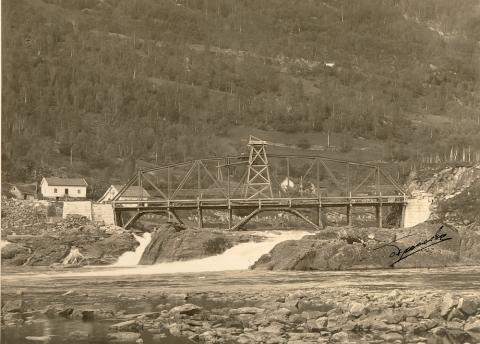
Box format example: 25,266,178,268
2,0,480,190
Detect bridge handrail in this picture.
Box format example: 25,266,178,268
112,195,407,205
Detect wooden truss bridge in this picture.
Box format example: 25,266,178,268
113,136,407,230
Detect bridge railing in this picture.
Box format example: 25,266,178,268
112,155,406,205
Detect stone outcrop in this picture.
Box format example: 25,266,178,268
1,199,137,266
139,223,260,264
252,222,480,270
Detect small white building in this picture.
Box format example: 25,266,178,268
280,177,295,192
40,177,88,199
97,185,150,203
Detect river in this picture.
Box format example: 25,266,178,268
2,231,480,343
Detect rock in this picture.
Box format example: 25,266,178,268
25,336,51,343
440,293,457,317
125,312,160,320
168,293,189,301
169,304,202,316
68,330,90,339
139,224,248,264
2,300,26,313
424,302,441,319
447,307,465,321
465,319,480,333
458,297,479,316
383,308,405,324
58,308,74,318
168,323,182,336
107,332,141,342
251,222,476,271
431,326,447,336
349,302,366,317
258,322,284,334
110,320,143,332
229,307,265,315
331,331,349,342
72,309,95,321
380,332,403,342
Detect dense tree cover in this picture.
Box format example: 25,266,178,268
2,0,479,184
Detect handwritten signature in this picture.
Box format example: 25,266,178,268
374,226,452,266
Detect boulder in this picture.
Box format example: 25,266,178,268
169,304,202,316
139,224,252,264
252,222,478,271
229,307,265,315
349,302,366,317
465,319,480,333
440,294,457,317
457,297,479,316
2,300,26,313
110,320,143,332
107,332,141,342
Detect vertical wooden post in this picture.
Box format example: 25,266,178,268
198,204,203,228
167,167,171,199
228,206,232,230
316,159,320,198
286,157,290,197
227,157,230,200
317,205,323,229
400,203,407,228
346,162,350,198
346,204,352,226
138,170,142,200
376,205,383,228
197,161,201,199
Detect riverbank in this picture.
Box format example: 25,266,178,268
2,267,480,343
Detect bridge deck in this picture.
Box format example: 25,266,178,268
113,195,406,212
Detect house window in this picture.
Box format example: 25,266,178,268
54,188,57,193
77,189,81,194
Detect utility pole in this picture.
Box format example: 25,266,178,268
70,147,73,166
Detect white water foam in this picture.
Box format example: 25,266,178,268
1,240,11,249
36,230,311,278
112,232,152,267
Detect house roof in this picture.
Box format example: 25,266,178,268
113,185,151,198
44,177,88,187
12,184,36,194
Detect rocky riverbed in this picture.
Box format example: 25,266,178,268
1,268,480,344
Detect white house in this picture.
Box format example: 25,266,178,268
280,177,295,192
97,185,150,203
40,177,88,199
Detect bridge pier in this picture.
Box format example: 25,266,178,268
317,206,323,228
114,211,124,227
228,208,233,230
346,205,352,226
197,207,203,228
400,203,407,228
376,205,383,228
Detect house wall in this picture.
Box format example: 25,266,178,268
99,187,117,203
41,183,87,198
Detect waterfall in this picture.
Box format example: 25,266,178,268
33,230,310,278
112,232,152,267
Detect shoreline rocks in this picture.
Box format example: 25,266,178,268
252,222,480,271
